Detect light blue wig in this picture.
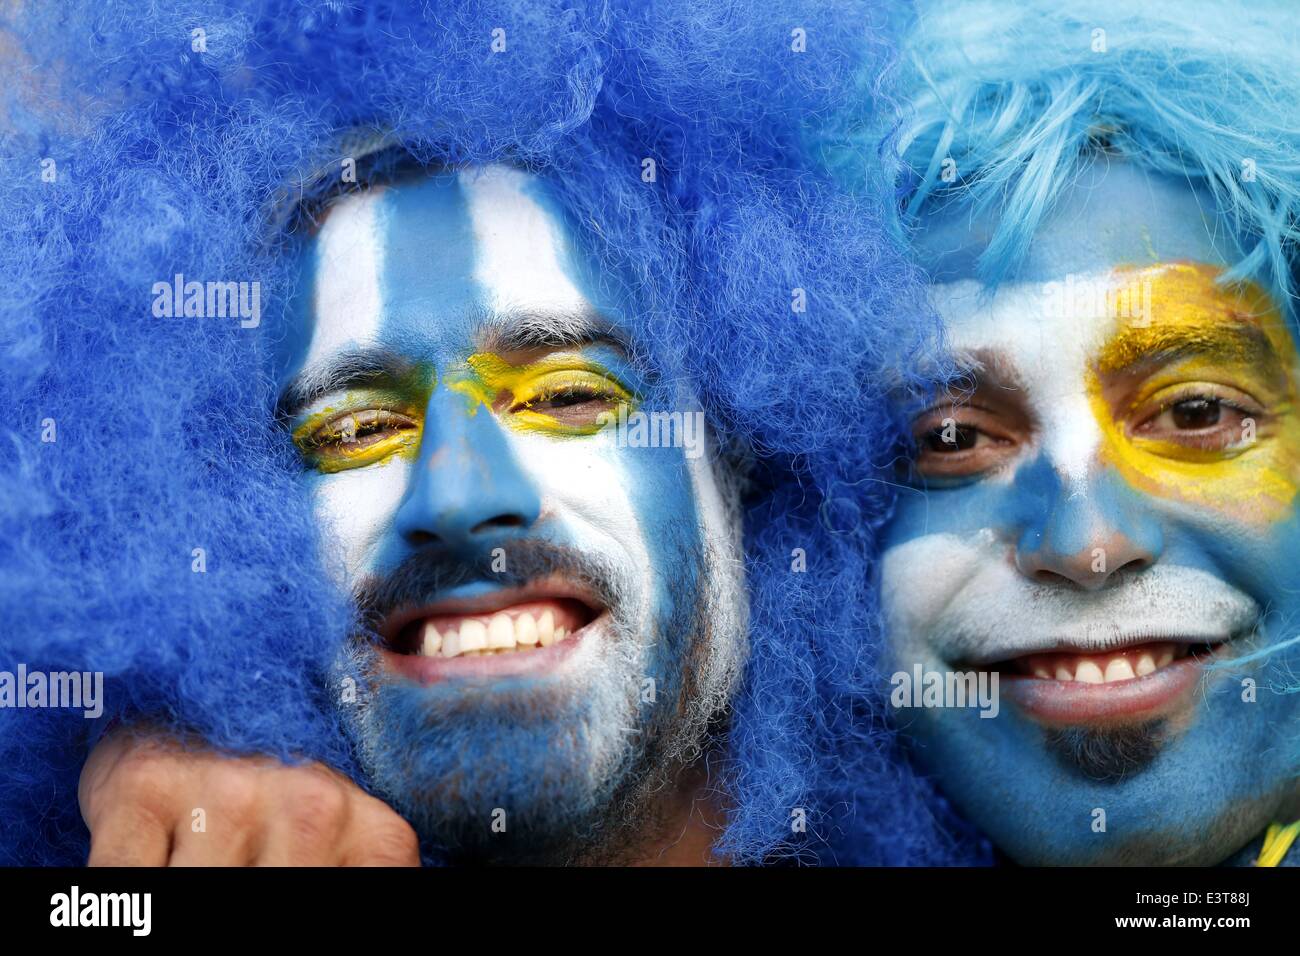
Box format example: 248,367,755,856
814,0,1300,863
880,0,1300,308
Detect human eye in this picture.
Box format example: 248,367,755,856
1128,383,1263,455
910,405,1020,481
293,406,421,472
508,367,634,435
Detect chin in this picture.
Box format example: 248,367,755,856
915,704,1290,866
346,627,652,862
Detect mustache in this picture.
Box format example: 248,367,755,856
930,564,1260,664
353,539,626,630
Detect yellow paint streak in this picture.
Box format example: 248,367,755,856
1257,819,1300,867
293,352,635,473
448,351,633,437
1087,263,1300,523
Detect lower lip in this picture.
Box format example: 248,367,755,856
999,653,1212,725
377,620,596,687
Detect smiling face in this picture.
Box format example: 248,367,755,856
883,161,1300,864
272,164,746,863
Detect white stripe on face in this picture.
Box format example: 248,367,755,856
459,166,591,317
929,275,1117,488
304,186,388,371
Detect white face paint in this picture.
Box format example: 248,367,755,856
926,273,1114,490
879,160,1298,865
285,166,735,617
461,166,593,317
272,163,747,859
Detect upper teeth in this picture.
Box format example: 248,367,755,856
419,610,571,659
1023,642,1187,683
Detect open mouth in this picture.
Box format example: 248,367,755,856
977,638,1230,725
375,584,605,686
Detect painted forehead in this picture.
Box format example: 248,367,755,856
920,162,1295,369
276,164,629,383
933,264,1297,383
917,160,1235,285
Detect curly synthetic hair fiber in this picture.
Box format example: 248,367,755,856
829,0,1300,311
0,0,979,864
803,0,1300,865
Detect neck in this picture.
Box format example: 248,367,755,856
630,762,729,866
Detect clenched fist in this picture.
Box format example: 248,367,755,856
79,728,420,866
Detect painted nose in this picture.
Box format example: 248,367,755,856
393,387,542,554
1010,459,1161,591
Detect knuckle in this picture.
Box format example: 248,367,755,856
115,745,174,786
112,772,179,826
362,819,420,864
204,768,262,820
284,776,350,835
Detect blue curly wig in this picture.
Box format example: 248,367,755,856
0,0,985,865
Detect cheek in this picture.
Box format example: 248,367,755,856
880,530,989,649
1172,502,1300,602
308,458,412,581
512,432,647,545
510,432,703,625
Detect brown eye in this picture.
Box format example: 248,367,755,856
925,424,978,452
911,409,1022,481
537,387,602,410
1131,387,1262,455
1170,397,1221,430
514,385,623,427
306,409,418,450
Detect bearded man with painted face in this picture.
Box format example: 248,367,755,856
839,0,1300,865
0,1,970,866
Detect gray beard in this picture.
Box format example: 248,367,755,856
339,535,747,865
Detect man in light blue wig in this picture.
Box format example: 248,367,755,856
865,0,1300,864
0,1,963,865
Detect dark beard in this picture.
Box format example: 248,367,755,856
344,536,723,865
1044,721,1167,782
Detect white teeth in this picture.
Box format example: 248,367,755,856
515,612,538,646
1104,657,1135,682
412,609,579,660
1020,640,1198,685
459,620,488,653
1074,660,1104,684
487,613,516,650
421,622,442,657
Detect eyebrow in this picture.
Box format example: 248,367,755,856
276,347,417,421
477,307,632,355
275,309,633,420
1097,320,1280,376
947,348,1027,393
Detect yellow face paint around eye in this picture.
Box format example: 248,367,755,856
292,366,434,473
1086,262,1300,523
446,351,635,437
293,354,633,473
